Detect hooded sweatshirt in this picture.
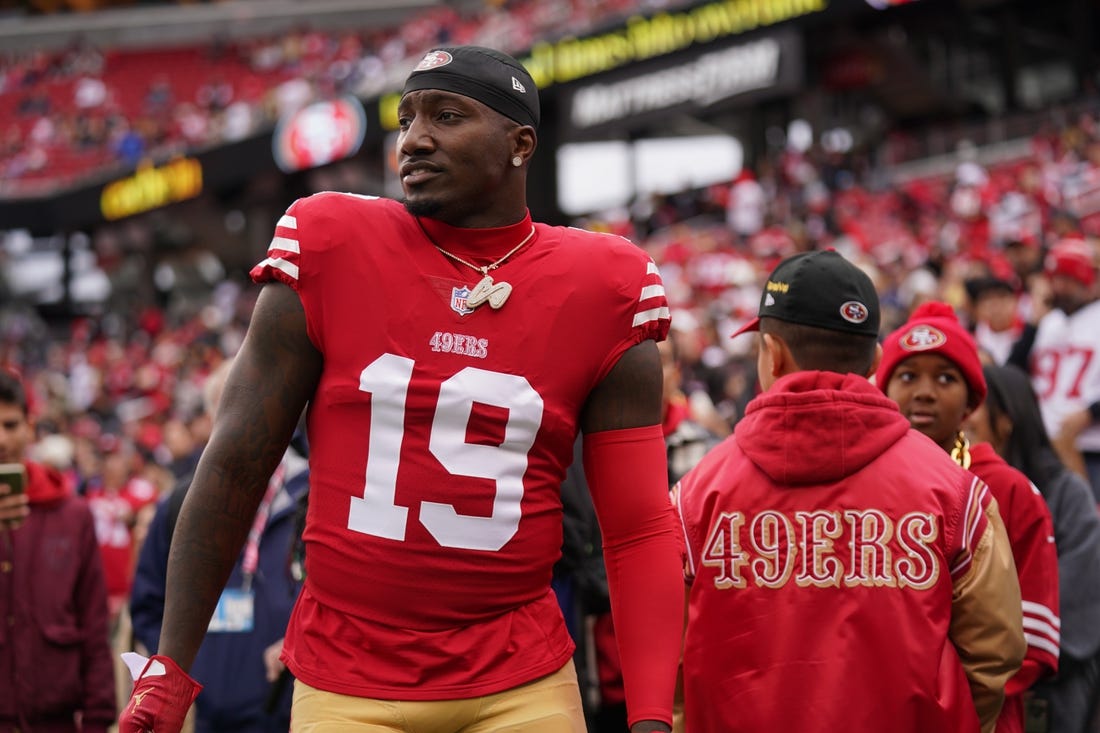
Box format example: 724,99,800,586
0,461,116,732
674,371,1025,733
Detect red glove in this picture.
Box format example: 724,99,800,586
118,654,202,733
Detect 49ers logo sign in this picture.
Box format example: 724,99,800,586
414,50,453,71
899,324,947,351
272,96,367,173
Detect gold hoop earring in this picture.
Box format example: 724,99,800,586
950,431,971,469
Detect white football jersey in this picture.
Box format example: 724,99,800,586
1031,299,1100,451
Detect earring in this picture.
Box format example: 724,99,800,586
512,155,522,167
950,430,971,469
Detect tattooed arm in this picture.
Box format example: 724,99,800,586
158,283,322,670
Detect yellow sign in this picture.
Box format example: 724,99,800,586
100,157,203,221
380,0,826,130
523,0,825,87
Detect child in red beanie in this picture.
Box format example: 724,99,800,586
878,301,1060,733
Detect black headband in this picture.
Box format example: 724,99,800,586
402,46,540,129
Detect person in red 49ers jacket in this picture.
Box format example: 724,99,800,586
674,252,1025,733
879,301,1060,733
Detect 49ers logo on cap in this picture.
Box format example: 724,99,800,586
899,324,946,351
414,50,453,71
839,300,870,324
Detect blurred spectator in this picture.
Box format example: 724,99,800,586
965,275,1024,365
967,364,1100,733
144,76,174,117
83,433,158,621
1008,236,1100,497
659,337,724,484
160,416,201,483
130,357,309,733
725,170,766,238
0,369,117,732
196,74,233,114
111,120,145,166
75,75,108,110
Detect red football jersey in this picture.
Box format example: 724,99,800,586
250,192,669,699
86,477,158,602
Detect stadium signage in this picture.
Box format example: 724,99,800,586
99,157,203,221
521,0,824,87
272,96,368,173
570,36,784,128
378,0,826,131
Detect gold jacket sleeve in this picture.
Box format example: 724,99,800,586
949,496,1026,733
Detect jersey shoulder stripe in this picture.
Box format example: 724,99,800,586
555,227,671,342
250,193,399,289
634,260,671,329
252,207,304,286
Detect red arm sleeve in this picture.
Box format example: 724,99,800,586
584,424,685,729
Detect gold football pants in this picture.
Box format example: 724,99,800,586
291,659,586,732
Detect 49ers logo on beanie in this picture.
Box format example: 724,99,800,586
875,301,987,407
899,324,947,351
403,45,540,129
414,50,453,71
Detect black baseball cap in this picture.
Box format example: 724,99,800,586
964,275,1017,302
402,46,540,129
733,250,880,338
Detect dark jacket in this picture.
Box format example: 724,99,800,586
130,450,308,733
1031,467,1100,733
0,461,116,733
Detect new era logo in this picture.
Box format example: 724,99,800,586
512,76,526,93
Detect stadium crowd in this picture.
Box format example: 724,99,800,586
0,0,682,194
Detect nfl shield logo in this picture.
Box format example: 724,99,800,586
451,285,474,316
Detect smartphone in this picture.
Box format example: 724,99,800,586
0,463,26,495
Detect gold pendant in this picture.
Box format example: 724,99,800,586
467,275,513,310
950,432,971,469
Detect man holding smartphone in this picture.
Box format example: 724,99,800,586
0,369,117,732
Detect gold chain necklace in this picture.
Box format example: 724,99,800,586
423,223,535,310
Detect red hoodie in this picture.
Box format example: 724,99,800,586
674,371,1025,733
25,460,71,504
0,461,116,732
